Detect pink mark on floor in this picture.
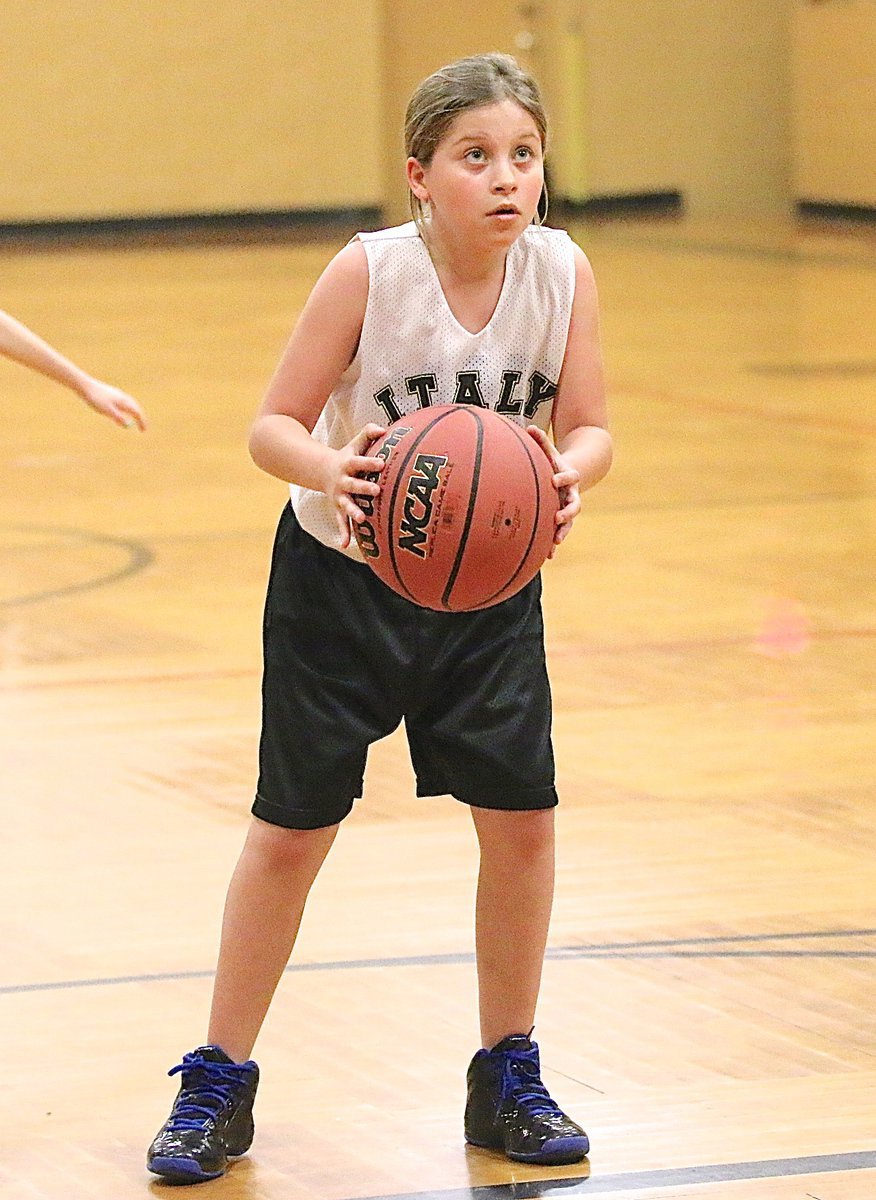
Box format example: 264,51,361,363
755,596,812,657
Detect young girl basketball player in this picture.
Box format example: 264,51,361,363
148,52,612,1184
1,308,146,429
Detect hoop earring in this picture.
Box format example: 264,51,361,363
535,182,549,226
410,195,432,244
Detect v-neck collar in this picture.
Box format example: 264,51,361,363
421,237,519,337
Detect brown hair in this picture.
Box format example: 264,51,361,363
404,52,549,234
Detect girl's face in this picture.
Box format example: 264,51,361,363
408,98,544,252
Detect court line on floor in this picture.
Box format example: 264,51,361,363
348,1150,876,1200
0,524,153,608
3,929,873,996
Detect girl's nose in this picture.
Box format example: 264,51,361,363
491,165,516,193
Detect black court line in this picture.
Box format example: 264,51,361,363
1,524,154,608
349,1151,876,1200
3,929,874,997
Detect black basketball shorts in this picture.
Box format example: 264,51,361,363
252,503,558,829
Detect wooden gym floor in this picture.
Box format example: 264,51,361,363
1,213,874,1199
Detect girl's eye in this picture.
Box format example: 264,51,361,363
515,146,534,161
465,148,486,163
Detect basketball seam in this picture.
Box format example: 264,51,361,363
441,408,484,610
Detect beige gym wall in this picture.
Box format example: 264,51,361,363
379,0,522,223
0,2,382,222
534,0,794,217
792,0,876,207
1,1,870,227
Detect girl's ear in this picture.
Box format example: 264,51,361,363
407,157,429,202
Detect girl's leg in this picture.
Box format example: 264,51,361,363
469,806,555,1048
207,815,339,1062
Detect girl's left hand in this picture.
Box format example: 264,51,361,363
526,425,580,558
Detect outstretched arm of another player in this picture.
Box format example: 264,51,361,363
529,245,612,555
248,240,386,546
0,309,147,430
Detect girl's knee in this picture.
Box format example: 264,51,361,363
473,806,555,860
245,816,338,872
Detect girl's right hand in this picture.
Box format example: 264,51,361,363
80,377,148,430
324,423,387,546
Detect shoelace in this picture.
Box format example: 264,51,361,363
499,1049,561,1118
165,1054,255,1131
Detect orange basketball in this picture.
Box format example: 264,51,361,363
353,405,559,612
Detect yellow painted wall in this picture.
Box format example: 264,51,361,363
792,0,876,206
0,2,382,222
536,0,794,217
8,1,869,227
379,0,523,223
381,0,795,222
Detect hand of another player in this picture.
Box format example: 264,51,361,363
526,425,581,558
81,378,148,430
326,422,387,547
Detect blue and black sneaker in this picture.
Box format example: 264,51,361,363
465,1034,589,1164
147,1045,259,1183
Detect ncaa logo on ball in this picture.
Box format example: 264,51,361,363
397,452,449,558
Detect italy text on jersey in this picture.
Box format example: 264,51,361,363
373,369,557,424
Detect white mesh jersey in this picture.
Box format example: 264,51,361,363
291,220,577,558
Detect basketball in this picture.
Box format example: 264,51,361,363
353,405,559,612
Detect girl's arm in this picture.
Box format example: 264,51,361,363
248,240,386,545
528,244,613,553
0,309,147,430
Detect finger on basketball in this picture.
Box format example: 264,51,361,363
356,454,386,477
348,470,381,496
556,492,580,524
555,508,576,534
339,482,364,507
355,423,387,452
525,424,558,465
553,466,578,488
335,507,353,543
550,516,574,555
339,492,366,522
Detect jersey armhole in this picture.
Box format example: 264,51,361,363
548,232,579,434
347,233,377,370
